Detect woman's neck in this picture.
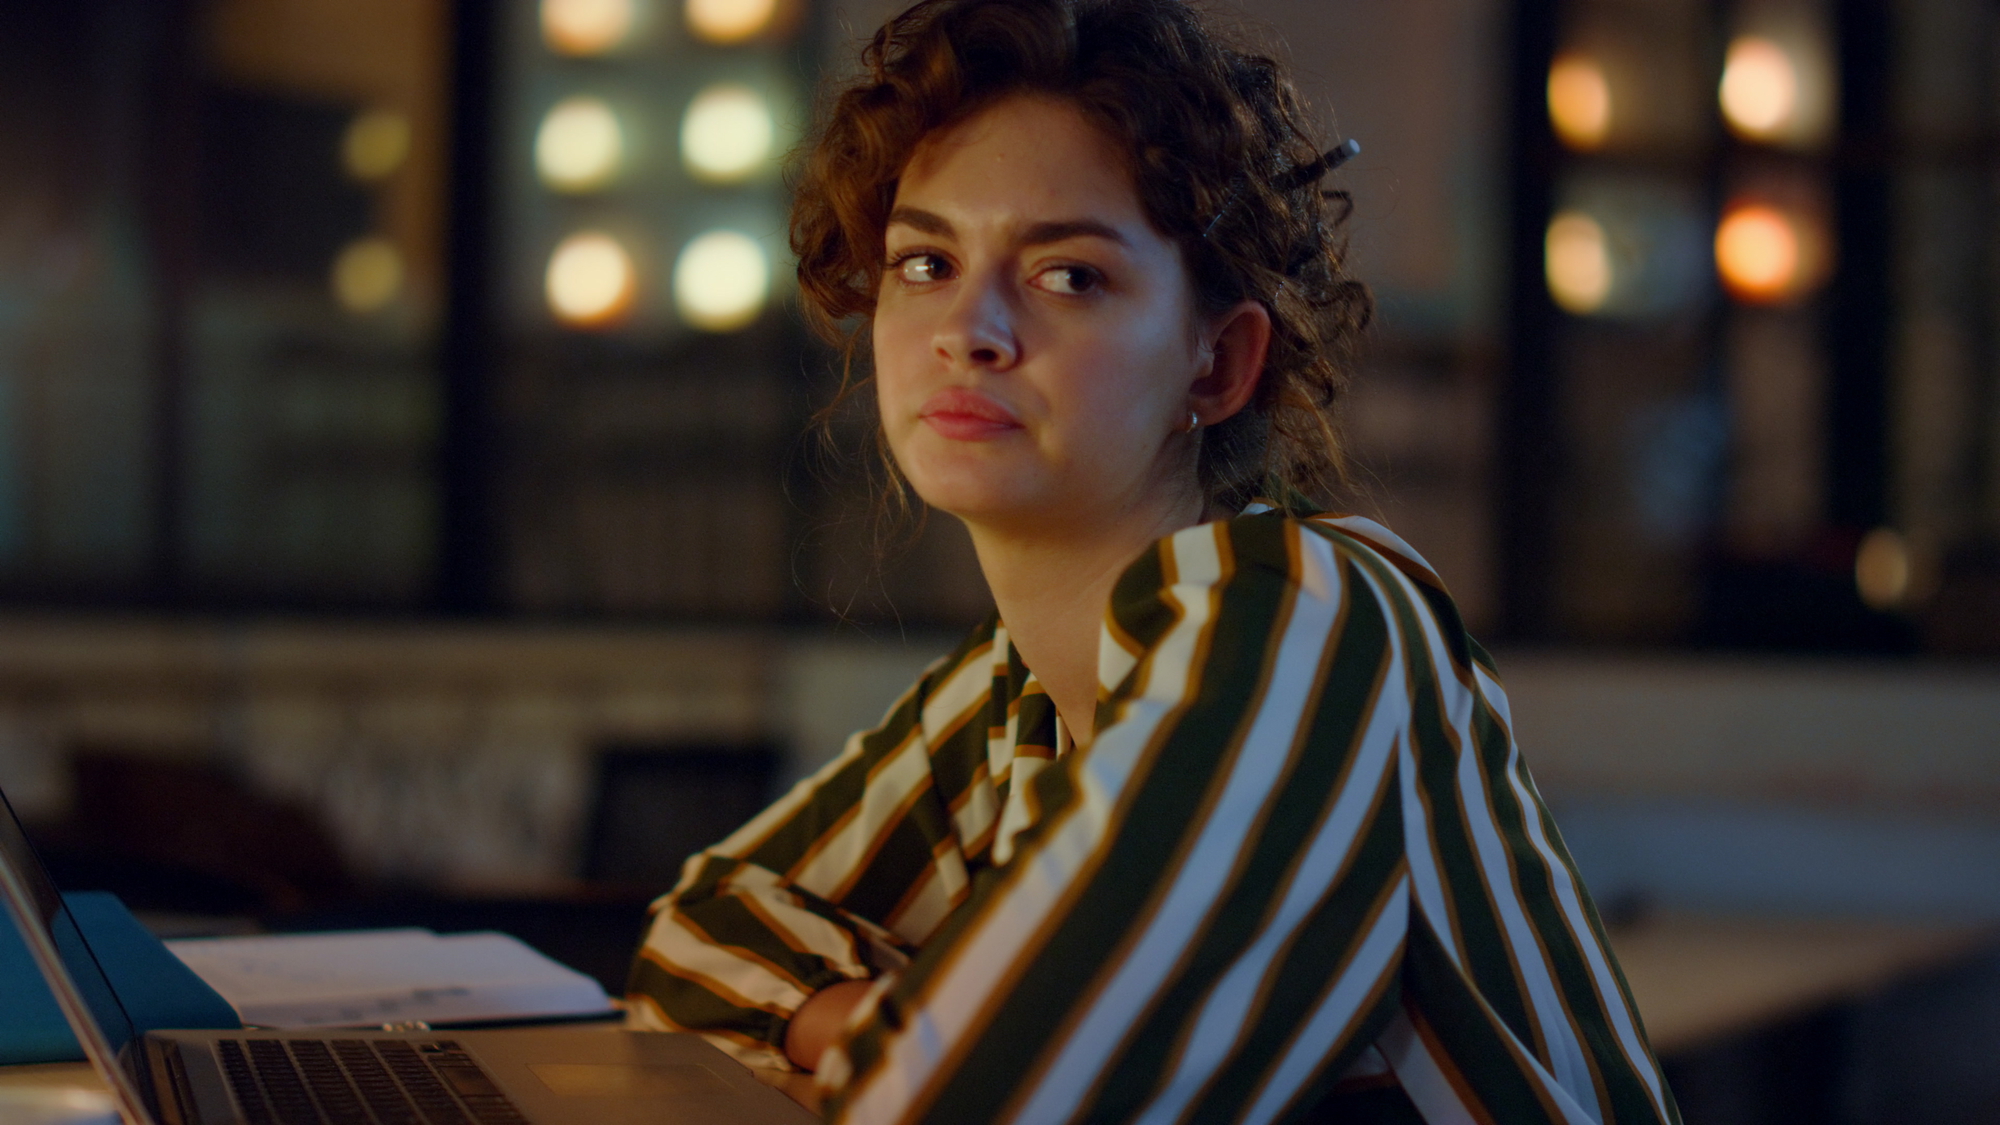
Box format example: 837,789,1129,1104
965,492,1211,747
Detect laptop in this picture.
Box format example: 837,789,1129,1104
0,785,817,1125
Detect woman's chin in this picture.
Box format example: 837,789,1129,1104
908,481,1041,527
897,439,1046,522
904,469,1053,530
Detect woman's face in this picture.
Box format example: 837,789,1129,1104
872,95,1216,538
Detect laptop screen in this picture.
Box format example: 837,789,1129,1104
0,786,139,1055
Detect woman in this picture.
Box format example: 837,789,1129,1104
627,1,1679,1122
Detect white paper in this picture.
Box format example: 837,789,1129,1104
166,929,616,1028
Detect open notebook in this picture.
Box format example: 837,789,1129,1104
165,929,616,1029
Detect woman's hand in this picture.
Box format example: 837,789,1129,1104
784,979,877,1071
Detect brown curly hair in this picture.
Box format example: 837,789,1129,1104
791,0,1372,515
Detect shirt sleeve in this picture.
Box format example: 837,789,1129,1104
815,513,1678,1125
624,624,1001,1071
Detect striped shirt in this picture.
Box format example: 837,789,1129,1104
627,509,1680,1125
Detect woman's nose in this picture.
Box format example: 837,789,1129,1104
934,273,1018,369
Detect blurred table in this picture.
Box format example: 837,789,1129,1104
0,1062,114,1125
0,1062,102,1093
0,1062,99,1086
1608,913,1993,1054
750,1067,823,1114
4,917,1990,1112
0,1057,826,1116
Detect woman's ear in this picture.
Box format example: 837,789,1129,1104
1188,300,1271,426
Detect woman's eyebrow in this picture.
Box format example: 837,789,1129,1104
1019,219,1129,248
886,207,953,236
885,208,1130,249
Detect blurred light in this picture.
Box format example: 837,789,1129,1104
1548,53,1612,150
1551,180,1710,319
343,111,411,182
681,85,774,183
1856,527,1912,610
542,0,635,55
546,232,636,327
687,0,776,44
536,97,625,193
331,237,403,313
1720,36,1798,141
673,230,768,331
1545,211,1612,314
1715,203,1799,303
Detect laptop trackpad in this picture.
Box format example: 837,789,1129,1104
529,1063,735,1098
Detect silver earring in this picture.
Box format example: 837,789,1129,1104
1186,409,1201,433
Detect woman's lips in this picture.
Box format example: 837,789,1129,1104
917,388,1022,440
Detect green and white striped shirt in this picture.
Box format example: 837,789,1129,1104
628,508,1679,1125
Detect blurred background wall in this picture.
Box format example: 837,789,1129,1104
0,0,1998,1119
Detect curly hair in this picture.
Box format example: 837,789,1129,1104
790,0,1372,516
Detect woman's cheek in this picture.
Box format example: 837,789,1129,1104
1078,334,1176,437
872,327,925,429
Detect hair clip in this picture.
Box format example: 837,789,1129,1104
1202,138,1360,240
1277,138,1361,192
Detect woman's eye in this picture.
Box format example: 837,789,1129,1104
1033,265,1101,296
893,253,952,284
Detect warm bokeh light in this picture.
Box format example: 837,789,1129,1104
1720,36,1798,141
1714,204,1800,303
1545,211,1612,314
1855,527,1912,611
673,230,769,331
331,237,403,313
681,85,774,183
686,0,777,44
342,110,411,182
1547,53,1612,150
541,0,636,55
546,232,637,327
536,97,624,193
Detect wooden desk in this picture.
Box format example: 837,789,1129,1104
750,1067,824,1115
1607,913,1993,1055
4,918,1988,1112
0,1062,114,1123
0,1056,827,1116
0,1063,102,1092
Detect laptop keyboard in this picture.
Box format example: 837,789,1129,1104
213,1038,528,1125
